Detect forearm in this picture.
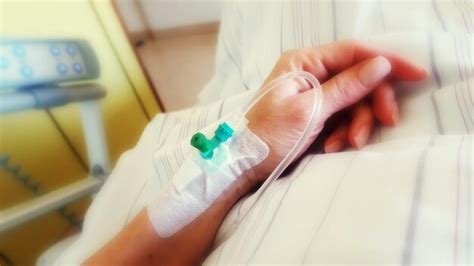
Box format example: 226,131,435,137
83,171,257,266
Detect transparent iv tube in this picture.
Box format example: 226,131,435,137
230,70,323,225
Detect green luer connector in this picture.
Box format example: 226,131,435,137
190,122,234,159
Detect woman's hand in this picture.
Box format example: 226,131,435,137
85,40,428,266
247,40,428,179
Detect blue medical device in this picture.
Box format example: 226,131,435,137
0,39,104,112
0,39,99,88
0,38,110,232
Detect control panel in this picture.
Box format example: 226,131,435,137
0,39,100,89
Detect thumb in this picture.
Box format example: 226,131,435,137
305,56,391,120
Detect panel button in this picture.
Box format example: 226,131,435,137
13,45,26,58
66,44,77,56
72,63,83,74
49,45,61,56
57,63,68,75
20,65,33,77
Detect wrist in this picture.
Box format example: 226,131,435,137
222,170,259,203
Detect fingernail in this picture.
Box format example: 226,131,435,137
358,56,391,88
325,140,343,153
390,102,399,125
353,125,370,149
420,66,429,76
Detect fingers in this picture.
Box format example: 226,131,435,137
303,39,428,82
372,81,399,126
348,103,374,149
317,56,391,118
324,122,348,153
352,41,428,81
324,103,374,153
297,56,389,153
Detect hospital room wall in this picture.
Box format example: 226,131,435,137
115,0,223,32
0,0,160,265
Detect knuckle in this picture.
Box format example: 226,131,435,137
329,73,368,108
331,74,354,102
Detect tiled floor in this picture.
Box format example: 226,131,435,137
137,32,218,111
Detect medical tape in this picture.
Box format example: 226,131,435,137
147,121,269,237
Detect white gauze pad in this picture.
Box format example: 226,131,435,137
147,125,269,237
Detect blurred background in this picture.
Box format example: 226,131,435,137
115,0,222,111
0,0,222,265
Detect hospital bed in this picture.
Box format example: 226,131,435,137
42,0,474,264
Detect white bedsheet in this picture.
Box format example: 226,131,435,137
55,0,473,264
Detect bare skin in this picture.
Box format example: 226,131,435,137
83,168,260,265
84,40,427,265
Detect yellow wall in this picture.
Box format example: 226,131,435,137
0,0,160,264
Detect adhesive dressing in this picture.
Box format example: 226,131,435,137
148,117,269,237
147,71,323,237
